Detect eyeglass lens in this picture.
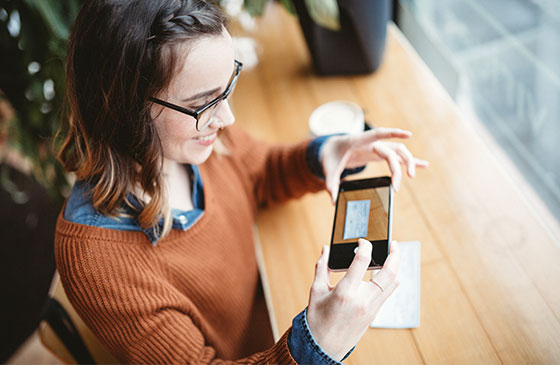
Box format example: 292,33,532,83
197,81,238,131
198,102,222,130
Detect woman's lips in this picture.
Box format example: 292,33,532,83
193,132,217,146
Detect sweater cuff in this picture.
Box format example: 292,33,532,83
287,308,355,364
306,135,366,181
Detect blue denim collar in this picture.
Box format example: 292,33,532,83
64,165,205,246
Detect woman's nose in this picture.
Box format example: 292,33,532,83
217,100,235,127
205,100,235,130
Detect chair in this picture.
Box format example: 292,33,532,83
38,272,119,364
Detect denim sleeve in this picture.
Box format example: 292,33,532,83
306,135,366,180
287,308,355,364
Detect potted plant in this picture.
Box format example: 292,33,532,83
0,1,85,200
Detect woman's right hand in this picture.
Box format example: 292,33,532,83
307,239,401,361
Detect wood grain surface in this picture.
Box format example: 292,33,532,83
231,4,560,363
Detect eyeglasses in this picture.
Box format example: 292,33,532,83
149,60,243,131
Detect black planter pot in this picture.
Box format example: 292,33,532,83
292,0,391,75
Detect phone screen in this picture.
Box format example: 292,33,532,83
329,177,393,270
332,186,390,244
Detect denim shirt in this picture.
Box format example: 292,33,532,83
64,135,362,364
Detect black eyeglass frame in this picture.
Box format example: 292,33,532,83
149,60,243,131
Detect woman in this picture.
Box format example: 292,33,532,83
55,0,428,363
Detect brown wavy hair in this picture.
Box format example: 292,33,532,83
58,0,227,240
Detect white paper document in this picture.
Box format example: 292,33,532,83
343,200,370,240
370,241,421,329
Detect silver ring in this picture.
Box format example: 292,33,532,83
371,278,384,292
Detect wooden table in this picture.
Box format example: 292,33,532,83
231,4,560,363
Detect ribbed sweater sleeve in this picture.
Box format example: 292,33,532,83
55,228,296,364
222,126,325,209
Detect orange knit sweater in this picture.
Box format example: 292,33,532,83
55,126,326,364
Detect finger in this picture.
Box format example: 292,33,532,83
372,142,402,191
371,127,412,141
312,245,331,295
394,144,416,178
326,164,344,204
327,172,340,204
414,158,430,168
354,128,412,147
326,152,350,203
341,238,373,287
327,177,340,205
371,241,400,293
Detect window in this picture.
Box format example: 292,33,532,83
397,0,560,220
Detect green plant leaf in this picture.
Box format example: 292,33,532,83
24,0,70,39
279,0,296,15
0,1,85,202
244,0,269,17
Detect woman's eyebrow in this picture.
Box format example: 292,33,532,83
182,87,221,102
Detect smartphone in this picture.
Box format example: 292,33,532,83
328,176,393,271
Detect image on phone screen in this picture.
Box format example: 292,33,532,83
334,187,390,244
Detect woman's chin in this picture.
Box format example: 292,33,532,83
185,145,214,165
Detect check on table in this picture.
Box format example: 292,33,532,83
232,4,560,363
370,241,421,329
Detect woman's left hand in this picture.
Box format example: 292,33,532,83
321,127,429,203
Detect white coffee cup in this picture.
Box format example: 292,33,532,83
309,100,364,137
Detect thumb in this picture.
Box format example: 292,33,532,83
325,153,350,204
326,175,340,204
